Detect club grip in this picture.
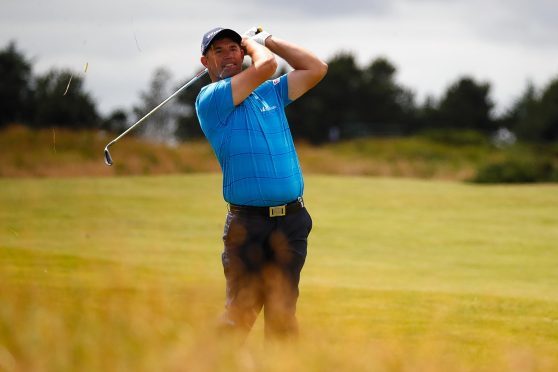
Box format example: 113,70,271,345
242,26,264,37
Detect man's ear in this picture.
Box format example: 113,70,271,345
201,55,208,68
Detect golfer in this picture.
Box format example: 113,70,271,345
195,27,327,339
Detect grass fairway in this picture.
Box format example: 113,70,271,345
1,174,558,371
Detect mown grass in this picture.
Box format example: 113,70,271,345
1,174,558,371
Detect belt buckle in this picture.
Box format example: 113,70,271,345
269,205,286,217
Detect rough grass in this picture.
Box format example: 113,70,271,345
1,174,558,371
0,125,220,177
0,125,530,180
298,137,487,179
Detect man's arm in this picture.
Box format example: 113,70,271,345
230,38,277,106
264,36,328,101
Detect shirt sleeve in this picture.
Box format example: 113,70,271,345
272,74,293,107
195,78,235,135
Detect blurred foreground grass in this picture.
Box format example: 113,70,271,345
1,174,558,371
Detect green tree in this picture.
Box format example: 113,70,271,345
175,71,210,141
287,52,362,143
0,41,34,127
33,69,99,128
415,95,440,132
500,82,538,140
286,53,417,142
436,77,494,132
132,67,181,144
101,108,128,133
536,78,558,141
359,57,416,135
507,78,558,142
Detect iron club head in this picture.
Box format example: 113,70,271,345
104,146,113,166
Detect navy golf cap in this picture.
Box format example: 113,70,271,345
201,27,242,55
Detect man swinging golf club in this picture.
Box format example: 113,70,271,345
195,26,327,340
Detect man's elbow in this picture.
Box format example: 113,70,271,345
318,60,328,79
258,55,278,78
267,56,279,76
311,60,328,82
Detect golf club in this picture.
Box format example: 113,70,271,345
103,27,262,166
103,68,207,166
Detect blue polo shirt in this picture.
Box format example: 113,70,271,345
195,74,303,207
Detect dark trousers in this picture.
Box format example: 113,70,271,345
219,206,312,339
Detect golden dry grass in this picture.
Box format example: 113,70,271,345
1,125,498,180
0,125,220,177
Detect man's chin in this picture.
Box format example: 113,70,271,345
219,67,240,79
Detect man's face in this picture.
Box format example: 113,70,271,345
201,37,244,81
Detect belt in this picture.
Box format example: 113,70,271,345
228,197,305,217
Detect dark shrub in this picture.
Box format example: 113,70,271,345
472,157,558,183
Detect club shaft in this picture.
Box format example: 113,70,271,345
103,26,262,166
105,27,261,149
106,68,208,148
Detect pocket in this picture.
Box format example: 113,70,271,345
223,213,250,250
304,208,313,234
222,212,233,242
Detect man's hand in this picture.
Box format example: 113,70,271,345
245,26,272,47
231,31,277,106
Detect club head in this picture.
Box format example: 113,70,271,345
104,146,113,166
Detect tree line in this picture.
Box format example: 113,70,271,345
2,41,557,144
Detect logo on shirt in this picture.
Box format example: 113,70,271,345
272,78,280,86
252,92,277,113
260,105,277,113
